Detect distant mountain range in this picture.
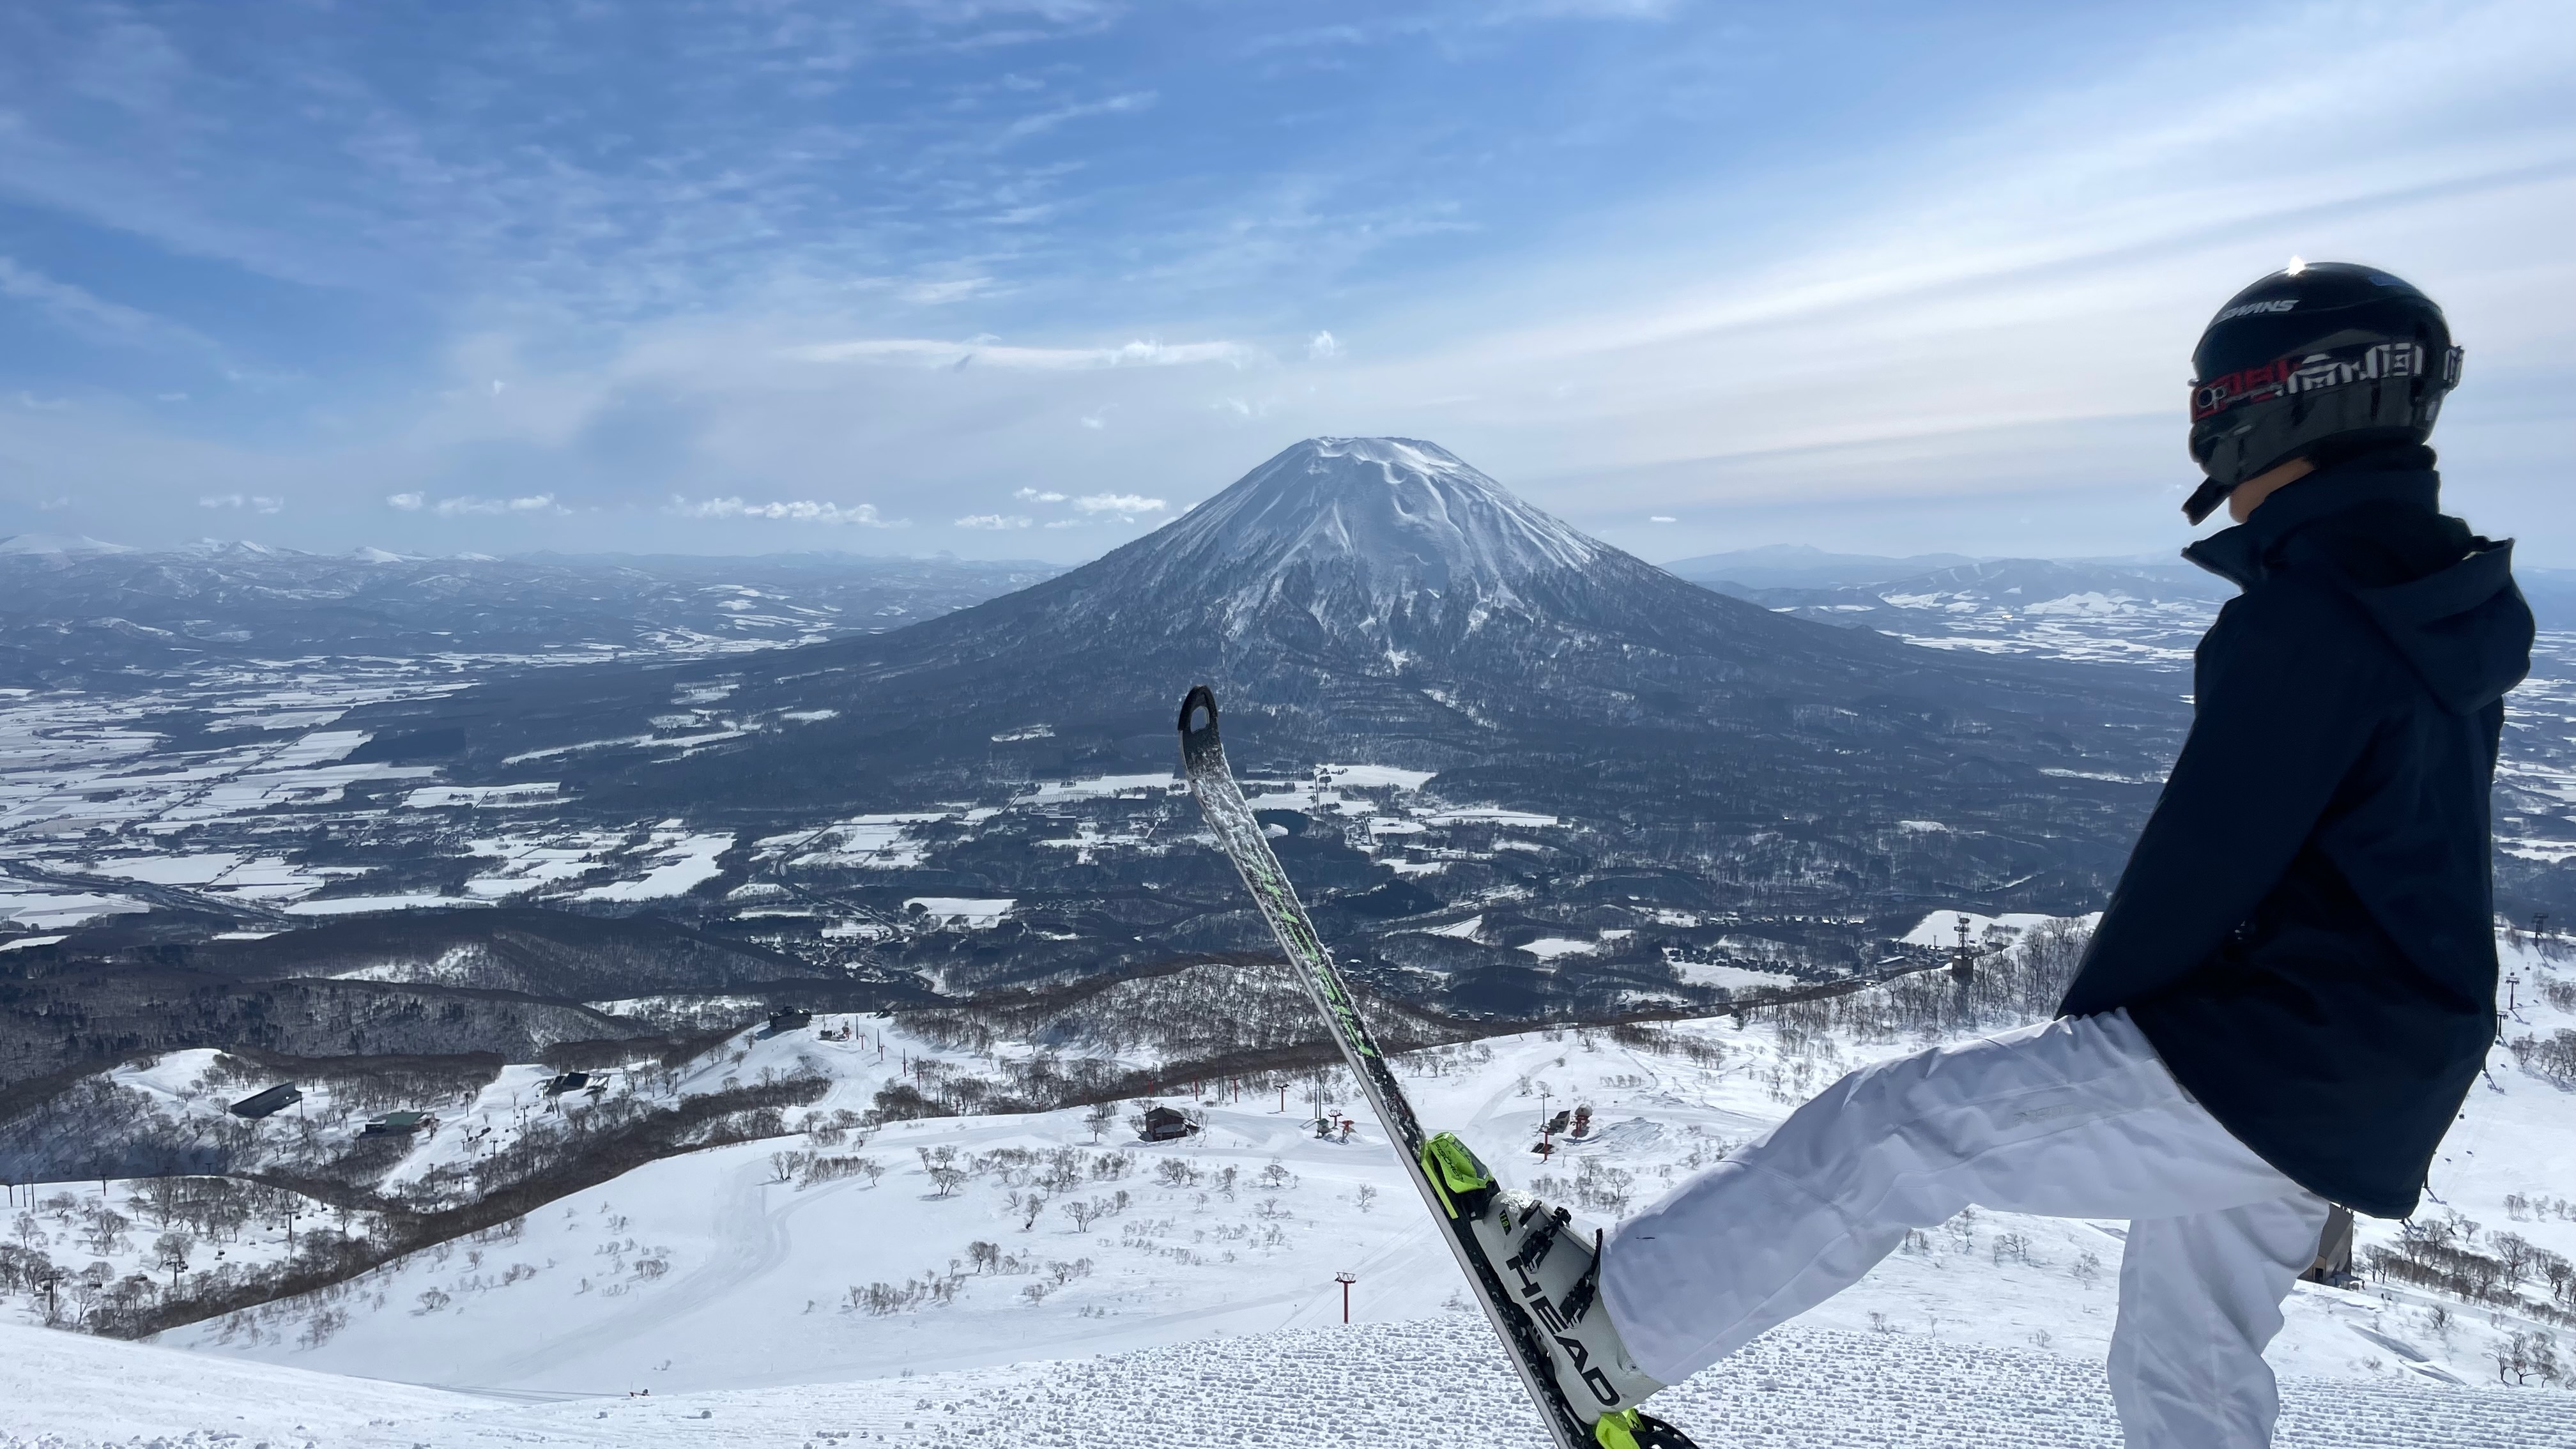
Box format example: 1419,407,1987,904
1684,556,2236,672
1671,544,2576,640
0,544,1061,689
1661,544,1986,591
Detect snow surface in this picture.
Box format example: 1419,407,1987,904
10,930,2573,1443
1901,908,2100,947
1667,960,1800,991
573,831,734,902
116,940,2576,1414
903,898,1015,928
0,882,150,930
403,784,560,808
281,893,470,916
7,1314,2570,1449
1012,774,1177,804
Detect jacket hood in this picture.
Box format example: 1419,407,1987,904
2184,449,2534,716
2347,537,2534,714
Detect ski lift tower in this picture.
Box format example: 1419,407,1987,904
1949,914,1978,983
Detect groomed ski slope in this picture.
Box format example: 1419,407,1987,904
7,926,2567,1442
146,928,2576,1400
6,1314,2571,1449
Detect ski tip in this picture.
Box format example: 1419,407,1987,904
1177,684,1220,759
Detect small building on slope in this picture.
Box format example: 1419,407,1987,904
227,1084,302,1119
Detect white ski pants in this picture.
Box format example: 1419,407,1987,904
1599,1010,2331,1449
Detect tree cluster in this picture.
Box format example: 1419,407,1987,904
2361,1210,2576,1335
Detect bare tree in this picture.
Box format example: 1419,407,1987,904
2491,1331,2563,1386
153,1231,193,1290
917,1146,965,1197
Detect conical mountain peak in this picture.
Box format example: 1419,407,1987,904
1146,436,1600,599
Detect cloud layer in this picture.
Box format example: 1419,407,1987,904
0,1,2565,562
671,498,900,527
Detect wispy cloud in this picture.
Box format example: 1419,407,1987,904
789,337,1256,370
385,492,424,510
670,497,903,526
435,493,565,517
0,255,215,354
1072,493,1165,515
1012,488,1068,502
903,277,996,304
199,493,283,513
998,90,1156,142
1509,0,1679,17
956,512,1033,528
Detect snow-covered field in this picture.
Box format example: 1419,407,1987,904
6,1310,2573,1449
4,923,2571,1443
2,929,2527,1423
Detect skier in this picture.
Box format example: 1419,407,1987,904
1444,262,2533,1449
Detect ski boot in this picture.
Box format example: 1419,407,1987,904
1421,1134,1697,1448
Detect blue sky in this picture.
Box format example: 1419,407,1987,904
1,0,2569,562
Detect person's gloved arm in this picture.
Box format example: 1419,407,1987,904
2058,587,2386,1016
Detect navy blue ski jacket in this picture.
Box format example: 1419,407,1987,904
2057,445,2533,1219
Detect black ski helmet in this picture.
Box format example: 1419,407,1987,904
2181,261,2463,523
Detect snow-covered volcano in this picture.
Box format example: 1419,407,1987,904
1146,436,1599,603
1020,433,1921,685
351,437,2189,951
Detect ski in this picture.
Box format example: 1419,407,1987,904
1176,684,1597,1449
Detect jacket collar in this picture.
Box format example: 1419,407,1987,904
2182,466,2441,590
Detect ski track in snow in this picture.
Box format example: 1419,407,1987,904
4,1316,2571,1449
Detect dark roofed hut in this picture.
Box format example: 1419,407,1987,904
227,1084,302,1119
360,1110,436,1137
1138,1105,1197,1143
